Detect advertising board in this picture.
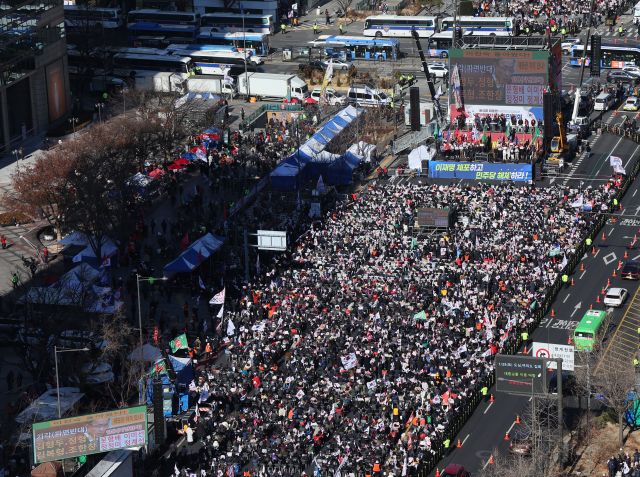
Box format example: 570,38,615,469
532,342,575,371
32,406,148,464
495,355,547,396
428,162,532,181
46,59,67,123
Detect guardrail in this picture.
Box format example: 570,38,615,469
409,130,640,477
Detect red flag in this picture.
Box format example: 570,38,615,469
198,248,203,262
181,233,189,250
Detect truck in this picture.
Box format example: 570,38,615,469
134,72,188,93
236,73,309,101
187,74,237,96
567,116,590,139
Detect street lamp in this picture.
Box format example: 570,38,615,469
95,103,105,124
136,274,169,402
54,347,89,418
69,118,79,137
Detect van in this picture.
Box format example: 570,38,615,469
594,92,615,111
347,84,391,107
310,87,346,105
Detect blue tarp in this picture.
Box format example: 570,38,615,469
163,233,227,274
270,106,364,190
143,356,193,404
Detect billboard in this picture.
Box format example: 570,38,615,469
428,161,532,182
32,406,148,464
46,59,67,123
495,355,547,396
416,208,449,227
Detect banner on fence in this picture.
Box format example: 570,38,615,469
428,161,532,181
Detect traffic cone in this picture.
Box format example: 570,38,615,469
603,232,606,240
489,455,494,464
626,38,628,43
597,295,601,302
552,309,556,317
608,278,611,287
523,345,528,354
615,109,618,115
505,431,509,440
613,269,617,277
516,415,521,424
590,304,593,310
571,278,575,286
621,204,624,210
615,39,618,44
625,250,629,258
457,439,461,448
436,469,440,477
602,286,606,294
637,112,640,118
490,394,494,402
571,85,574,91
614,217,617,222
581,262,585,271
592,246,596,254
619,260,622,268
568,336,573,344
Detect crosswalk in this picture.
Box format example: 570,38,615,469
288,21,332,31
594,29,639,38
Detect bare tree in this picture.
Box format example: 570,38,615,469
334,0,355,23
420,0,445,15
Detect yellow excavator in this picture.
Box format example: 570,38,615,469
548,111,577,162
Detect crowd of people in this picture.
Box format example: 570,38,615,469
158,177,618,477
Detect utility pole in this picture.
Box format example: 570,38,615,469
571,0,596,122
557,358,564,469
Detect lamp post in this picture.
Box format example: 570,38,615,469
69,118,79,137
95,103,105,124
55,347,89,418
11,149,20,176
136,273,168,401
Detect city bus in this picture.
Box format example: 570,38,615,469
166,43,238,54
440,16,517,36
194,30,268,55
570,44,640,68
425,32,453,58
363,14,437,37
127,9,201,27
573,309,607,351
127,22,199,45
200,13,273,34
111,53,192,76
170,50,262,74
64,6,123,29
324,35,399,60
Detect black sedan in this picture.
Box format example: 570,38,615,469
298,61,326,73
607,70,640,84
622,260,639,280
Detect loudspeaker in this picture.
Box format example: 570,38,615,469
590,34,601,77
153,380,165,444
543,92,553,139
533,163,543,182
410,87,420,131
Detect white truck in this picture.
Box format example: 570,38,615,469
134,72,188,93
237,73,309,101
187,75,237,96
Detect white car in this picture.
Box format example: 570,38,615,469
310,87,347,105
322,59,353,70
421,64,449,78
623,66,640,76
603,287,629,307
561,37,582,55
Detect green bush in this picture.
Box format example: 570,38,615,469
394,70,402,80
593,408,618,429
337,77,341,87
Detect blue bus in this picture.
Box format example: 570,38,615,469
195,30,268,55
166,43,238,54
571,44,640,68
425,32,453,58
127,9,201,27
200,13,273,35
324,35,399,60
127,22,199,45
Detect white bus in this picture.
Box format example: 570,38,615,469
363,15,437,37
127,9,201,27
64,6,123,29
171,50,261,75
112,53,192,77
440,16,516,36
635,1,640,19
200,13,273,34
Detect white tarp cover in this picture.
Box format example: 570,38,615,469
408,145,436,171
16,387,85,423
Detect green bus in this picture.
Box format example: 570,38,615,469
573,309,607,351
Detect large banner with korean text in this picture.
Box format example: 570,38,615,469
428,161,532,181
32,406,148,464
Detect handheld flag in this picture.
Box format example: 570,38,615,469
181,233,189,250
317,175,326,193
170,333,189,353
199,276,206,289
209,287,225,304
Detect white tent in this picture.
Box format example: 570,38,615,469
15,387,85,423
127,344,162,362
348,141,376,162
408,145,436,172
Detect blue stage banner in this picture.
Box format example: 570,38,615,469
428,162,532,181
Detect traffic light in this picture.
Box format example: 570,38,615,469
590,34,601,77
543,92,553,139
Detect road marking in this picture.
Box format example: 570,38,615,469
635,190,638,197
571,302,582,317
580,269,587,279
594,249,600,259
610,228,616,236
633,254,640,261
626,145,640,169
546,317,554,328
603,252,617,265
564,294,571,303
462,434,470,446
484,402,493,414
507,421,517,433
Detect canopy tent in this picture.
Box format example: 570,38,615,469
127,344,162,362
58,232,119,267
142,355,193,404
271,106,363,190
175,93,219,108
31,461,63,477
65,262,102,283
149,168,166,179
348,141,376,162
16,388,85,423
125,172,155,188
163,233,227,275
408,145,436,172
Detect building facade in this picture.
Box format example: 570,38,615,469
0,0,69,150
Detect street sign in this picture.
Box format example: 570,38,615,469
532,342,575,371
495,355,548,396
257,230,287,251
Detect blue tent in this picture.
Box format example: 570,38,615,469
163,233,227,274
143,355,193,405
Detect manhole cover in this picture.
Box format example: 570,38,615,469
476,451,492,459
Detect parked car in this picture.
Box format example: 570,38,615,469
622,260,640,279
548,373,576,395
441,464,469,477
623,65,640,76
421,63,449,78
509,430,533,455
298,61,325,73
321,59,353,70
603,287,629,307
607,70,640,84
561,37,582,55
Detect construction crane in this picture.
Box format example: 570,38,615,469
549,111,577,161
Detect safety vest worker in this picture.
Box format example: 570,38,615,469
281,23,286,34
586,238,592,246
562,274,568,283
522,331,529,342
339,23,343,34
313,22,318,34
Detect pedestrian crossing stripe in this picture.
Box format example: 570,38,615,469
291,25,331,31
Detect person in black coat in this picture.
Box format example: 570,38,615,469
196,420,206,442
